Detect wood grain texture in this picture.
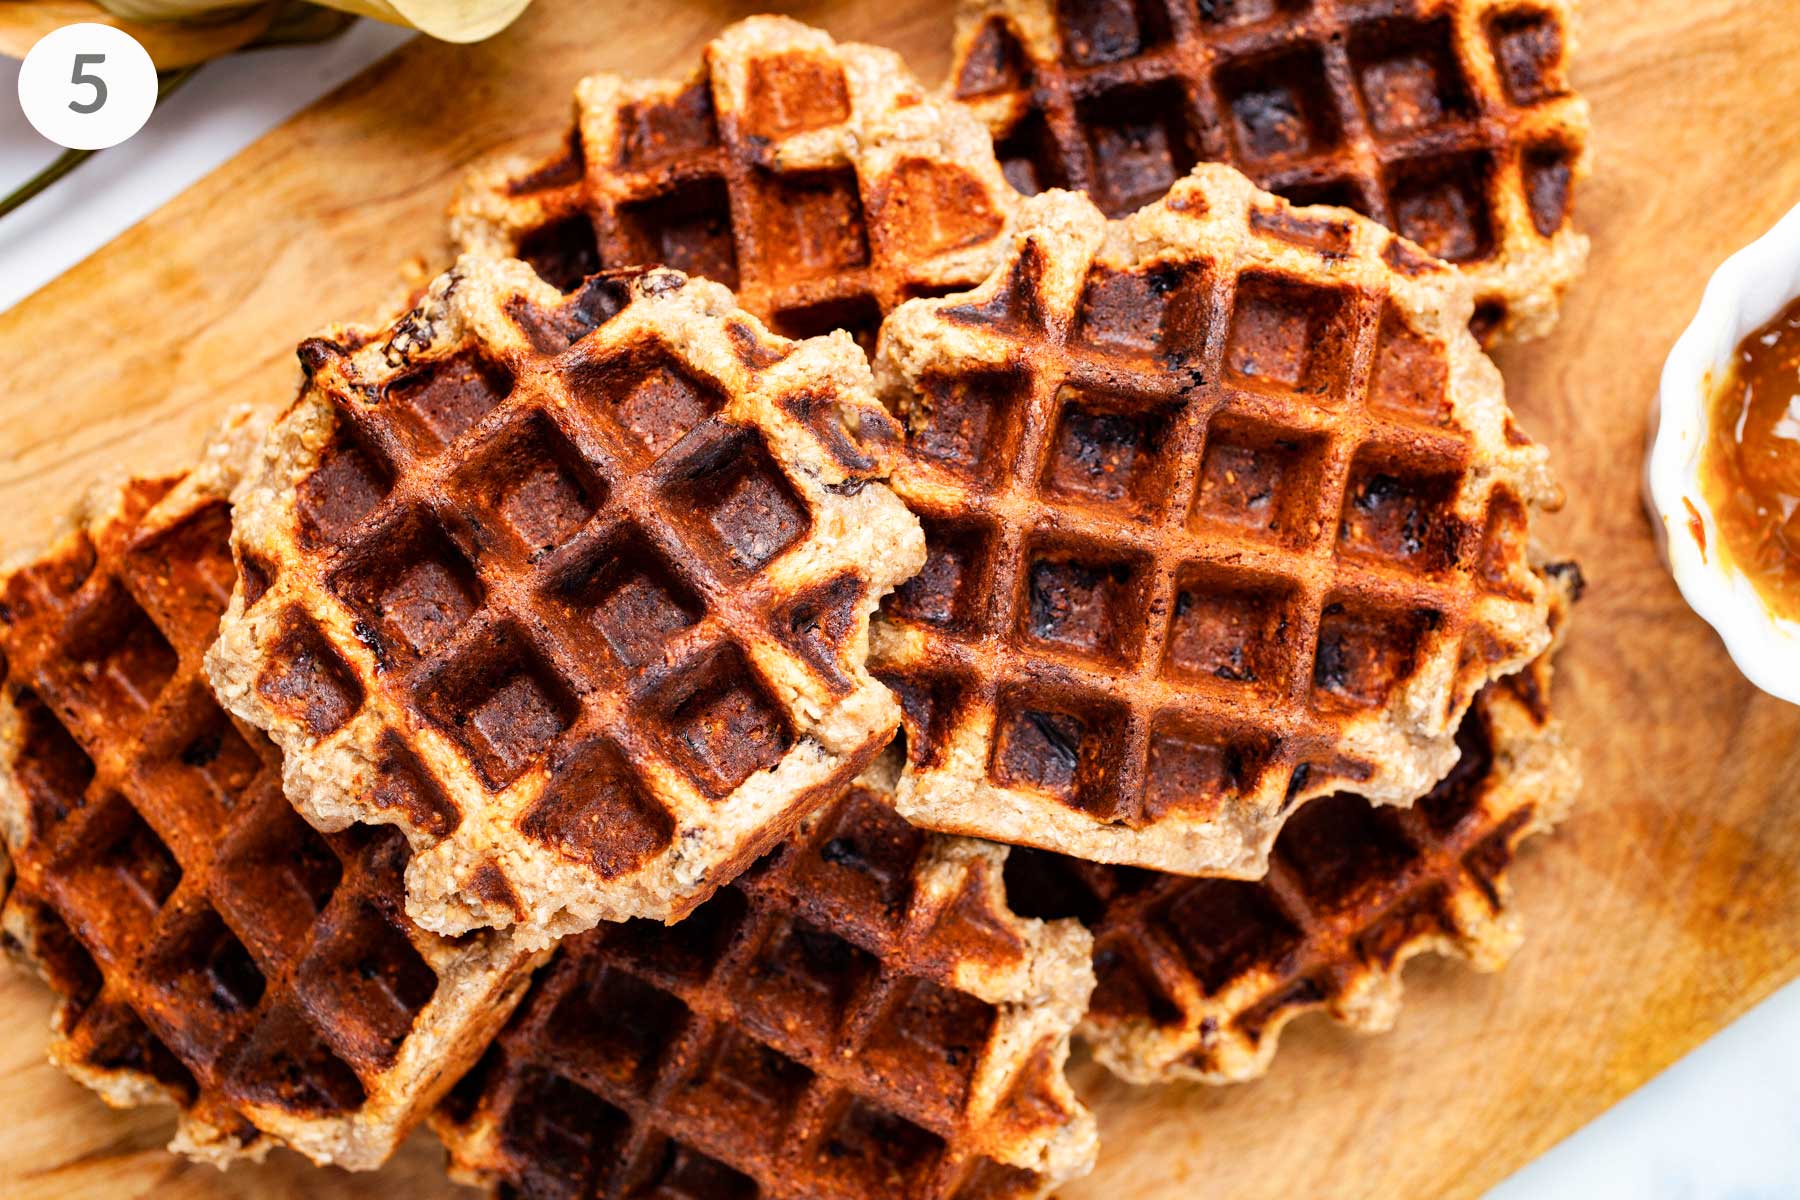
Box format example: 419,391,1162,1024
2,0,1799,1196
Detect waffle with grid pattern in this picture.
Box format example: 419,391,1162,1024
452,15,1021,356
207,258,924,948
948,0,1590,344
0,419,543,1170
1005,561,1578,1084
871,166,1560,876
434,752,1096,1200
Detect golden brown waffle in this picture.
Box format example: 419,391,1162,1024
0,418,542,1170
871,168,1560,876
948,0,1590,344
208,260,924,947
452,15,1021,354
434,753,1097,1200
1005,561,1579,1084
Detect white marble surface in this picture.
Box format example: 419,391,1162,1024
3,21,1799,1200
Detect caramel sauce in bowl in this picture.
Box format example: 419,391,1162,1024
1648,201,1800,705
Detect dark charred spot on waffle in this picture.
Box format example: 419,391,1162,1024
780,385,884,474
607,885,747,986
631,1142,757,1199
1276,791,1419,913
1142,719,1276,821
297,429,393,548
1078,80,1200,217
1057,0,1173,65
1463,809,1534,908
1368,304,1451,425
1418,703,1498,835
1381,236,1442,278
1310,598,1434,711
1523,140,1577,237
1218,44,1341,166
740,918,875,1046
814,1097,946,1190
1357,883,1460,969
568,339,726,460
620,80,720,170
726,319,790,369
369,732,459,838
144,904,265,1065
518,738,674,879
773,573,863,694
1191,415,1330,548
1486,8,1568,105
458,411,605,563
467,861,525,920
76,1000,197,1099
381,351,514,454
861,977,996,1118
876,157,1007,261
995,108,1071,196
507,135,584,195
257,613,363,737
1162,567,1297,691
10,686,95,837
1238,973,1328,1043
1348,16,1474,140
948,239,1050,331
1389,151,1497,265
545,962,686,1094
1021,544,1148,666
14,899,103,1015
214,802,343,961
884,516,996,636
1158,874,1301,995
989,691,1128,820
1089,938,1184,1025
1002,847,1106,925
1252,208,1353,263
499,1067,629,1193
416,623,575,791
239,553,275,609
647,642,792,800
225,1006,367,1114
1042,387,1184,519
901,367,1031,489
295,900,436,1071
126,498,237,641
1225,272,1359,401
1542,558,1587,604
744,51,851,138
516,215,601,295
330,509,484,667
1338,452,1470,573
545,525,702,671
749,166,871,284
151,686,262,816
60,578,177,719
659,426,809,576
794,786,925,922
297,336,349,378
1469,299,1506,344
1076,262,1213,363
616,176,740,290
875,669,970,772
956,16,1028,97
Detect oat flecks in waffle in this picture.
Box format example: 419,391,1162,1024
208,259,925,947
871,167,1560,876
0,419,542,1171
434,755,1097,1200
1007,562,1581,1084
452,15,1020,352
948,0,1591,344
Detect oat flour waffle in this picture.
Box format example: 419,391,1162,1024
871,167,1559,876
453,16,1020,354
1006,562,1579,1084
208,261,924,946
949,0,1590,343
434,753,1096,1200
0,418,542,1170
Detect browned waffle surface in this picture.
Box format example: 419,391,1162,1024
434,754,1096,1199
1006,562,1579,1084
452,15,1021,354
871,167,1559,876
948,0,1590,344
208,260,925,947
0,418,542,1170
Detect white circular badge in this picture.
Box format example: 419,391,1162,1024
17,24,160,151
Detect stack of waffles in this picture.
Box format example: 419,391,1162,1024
0,3,1590,1195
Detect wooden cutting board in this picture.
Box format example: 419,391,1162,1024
3,0,1798,1195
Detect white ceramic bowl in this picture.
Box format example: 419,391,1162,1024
1646,201,1800,705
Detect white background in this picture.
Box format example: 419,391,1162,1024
3,21,1799,1199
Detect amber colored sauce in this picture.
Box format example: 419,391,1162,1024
1700,294,1800,622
